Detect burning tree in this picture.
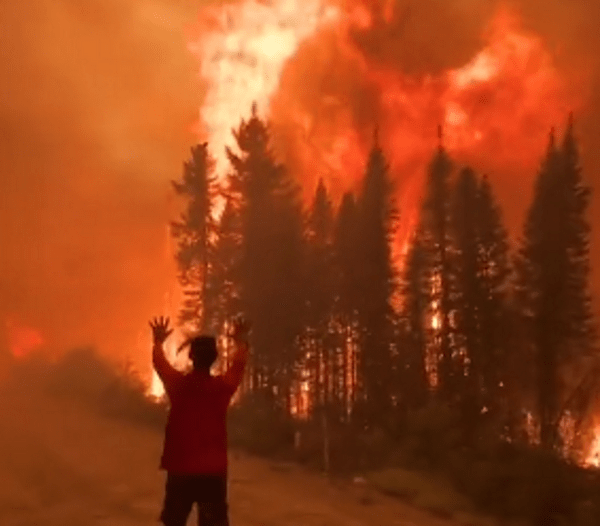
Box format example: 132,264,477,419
417,128,455,401
450,167,511,439
516,116,596,452
398,228,429,413
353,130,398,426
331,191,361,420
171,143,218,332
226,104,305,405
302,178,337,416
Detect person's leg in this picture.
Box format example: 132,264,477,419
160,472,195,526
195,474,230,526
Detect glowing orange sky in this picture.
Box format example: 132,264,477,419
1,0,600,380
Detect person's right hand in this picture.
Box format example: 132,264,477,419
149,316,173,346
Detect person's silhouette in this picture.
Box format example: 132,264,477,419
149,316,250,526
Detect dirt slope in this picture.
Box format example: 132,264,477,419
0,388,481,526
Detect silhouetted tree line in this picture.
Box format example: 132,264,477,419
171,105,597,459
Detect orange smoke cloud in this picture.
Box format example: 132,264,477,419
189,1,584,261
5,318,44,359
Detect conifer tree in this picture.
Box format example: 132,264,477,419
450,166,480,431
305,178,336,412
419,127,455,400
560,115,595,360
516,116,595,450
475,175,511,424
559,115,597,437
450,168,511,435
171,143,218,331
207,196,242,335
355,130,398,424
226,104,305,402
398,229,429,412
333,192,361,419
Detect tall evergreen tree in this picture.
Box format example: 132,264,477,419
419,127,455,400
355,129,398,424
475,175,511,425
450,166,480,431
558,115,597,440
226,104,305,403
560,115,595,360
398,228,429,412
333,191,361,420
450,168,511,436
171,143,218,331
516,116,595,450
305,178,336,412
207,195,242,336
516,129,561,449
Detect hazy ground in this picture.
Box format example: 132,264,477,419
0,386,492,526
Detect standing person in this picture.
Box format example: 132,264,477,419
149,315,250,526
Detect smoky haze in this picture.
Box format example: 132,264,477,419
0,0,204,369
1,0,600,375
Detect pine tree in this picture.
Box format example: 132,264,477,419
560,115,595,360
450,166,480,431
355,129,398,425
419,127,455,401
516,129,561,449
226,104,305,403
516,116,595,450
333,192,361,420
207,195,242,333
305,178,336,413
450,167,511,436
398,228,429,412
555,115,596,438
171,143,218,331
475,175,511,426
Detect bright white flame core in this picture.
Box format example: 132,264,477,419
188,0,339,175
149,369,165,400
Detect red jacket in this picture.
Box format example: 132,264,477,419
153,345,245,475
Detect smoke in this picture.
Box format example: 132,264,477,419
1,0,600,376
0,0,205,369
267,0,584,267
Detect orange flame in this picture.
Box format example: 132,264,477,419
182,1,587,417
187,1,583,272
187,0,340,177
149,368,166,400
585,432,600,468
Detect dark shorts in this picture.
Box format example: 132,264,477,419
160,472,229,526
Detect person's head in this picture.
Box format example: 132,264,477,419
188,336,218,372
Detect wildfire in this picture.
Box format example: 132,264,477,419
186,1,582,274
149,368,166,400
431,311,441,331
175,0,587,419
187,0,340,176
586,433,600,468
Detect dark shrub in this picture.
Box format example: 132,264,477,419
228,391,296,457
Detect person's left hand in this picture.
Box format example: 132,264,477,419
149,316,173,345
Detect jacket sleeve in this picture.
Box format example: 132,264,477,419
152,342,183,395
221,340,249,397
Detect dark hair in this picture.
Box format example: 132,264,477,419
189,336,218,371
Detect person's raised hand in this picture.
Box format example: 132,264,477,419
149,316,173,346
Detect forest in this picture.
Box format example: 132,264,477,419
166,104,600,522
